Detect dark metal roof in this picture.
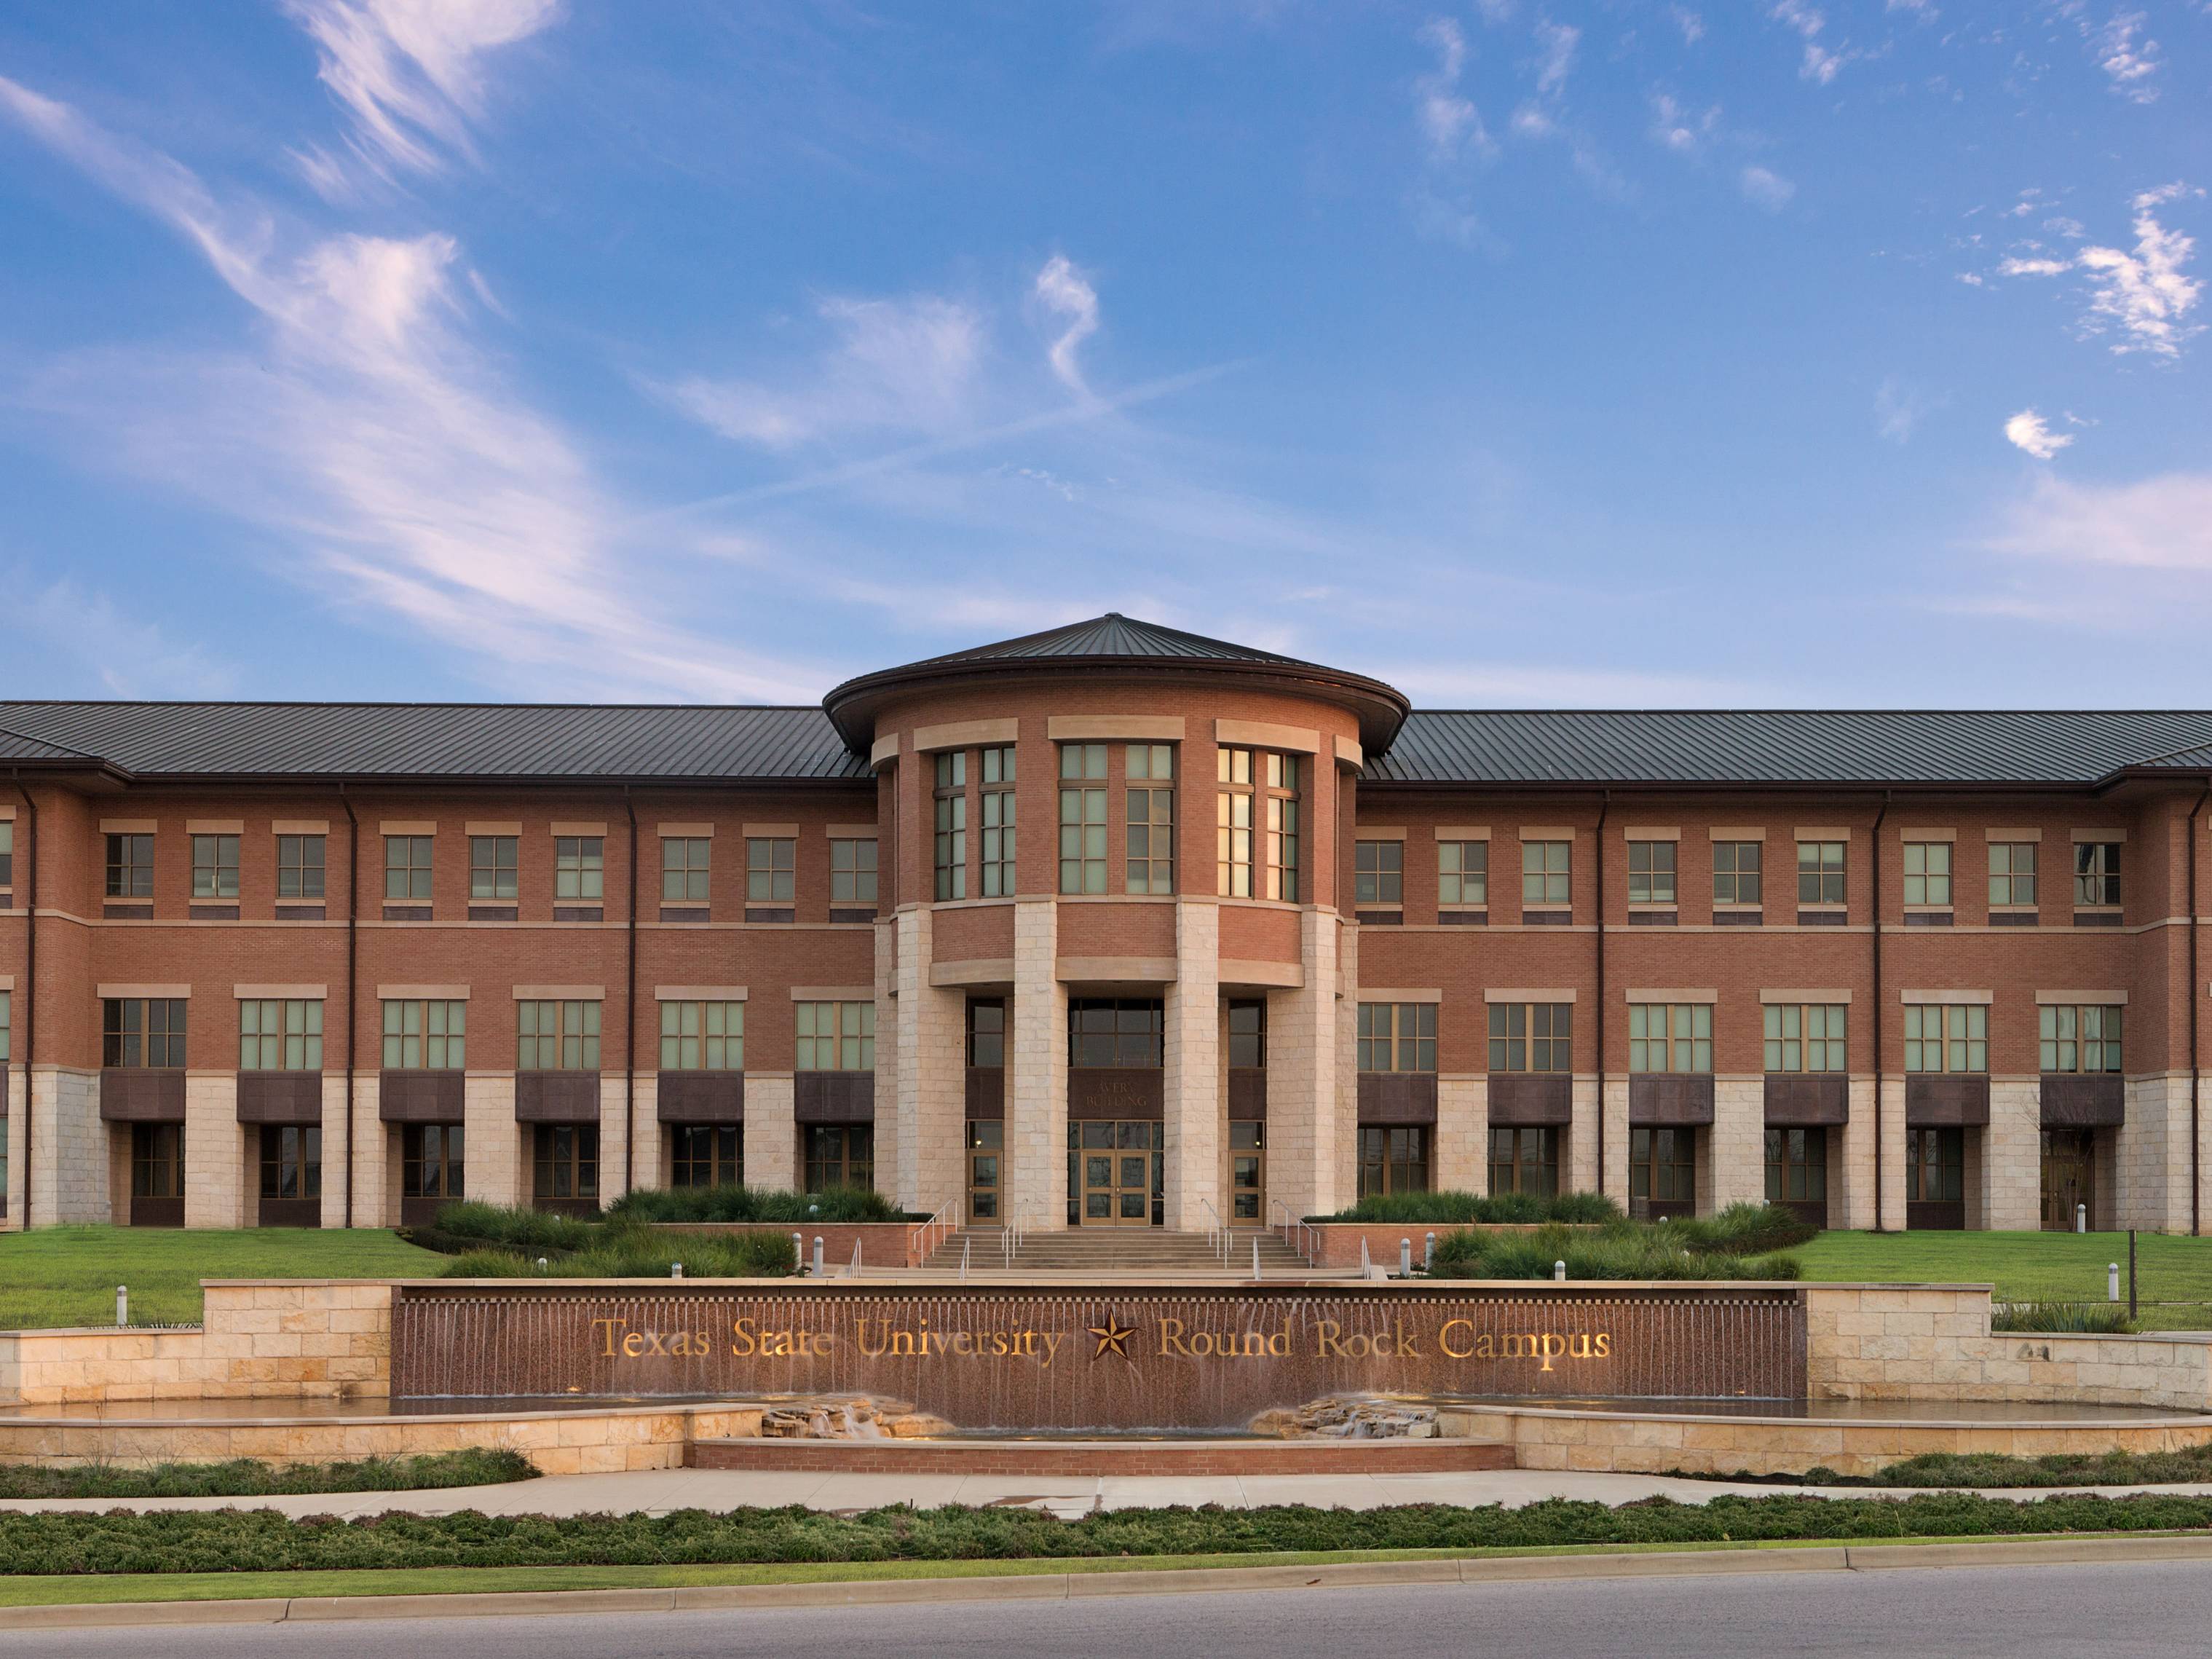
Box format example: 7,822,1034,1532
0,722,100,764
1373,709,2212,787
0,702,868,784
887,612,1329,671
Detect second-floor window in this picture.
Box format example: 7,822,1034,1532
934,752,968,900
103,997,186,1067
277,834,325,899
1630,1003,1712,1073
980,746,1015,897
1438,840,1485,907
1068,998,1163,1066
1905,1004,1986,1073
382,999,465,1069
968,998,1006,1067
1358,1002,1436,1072
1713,841,1761,905
1627,840,1676,904
2040,1004,2122,1073
384,835,432,900
240,998,322,1070
1989,842,2037,907
1765,1004,1846,1072
1125,744,1174,894
831,838,878,905
1488,1002,1571,1072
660,999,743,1069
1354,840,1402,907
1228,998,1265,1068
1798,840,1845,905
2074,841,2121,907
1059,743,1108,894
747,837,796,903
106,833,154,898
555,837,603,902
0,819,12,886
1903,841,1951,907
518,999,601,1070
1522,840,1570,907
663,837,710,902
796,1000,873,1070
470,835,518,900
191,835,239,899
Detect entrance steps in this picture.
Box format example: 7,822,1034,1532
689,1435,1514,1476
893,1227,1358,1281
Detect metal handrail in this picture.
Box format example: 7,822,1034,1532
845,1239,864,1280
909,1194,960,1265
1197,1197,1231,1264
958,1236,971,1282
1271,1199,1320,1267
1000,1217,1028,1268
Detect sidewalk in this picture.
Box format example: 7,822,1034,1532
9,1465,2211,1521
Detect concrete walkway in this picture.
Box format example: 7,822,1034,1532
7,1465,2211,1521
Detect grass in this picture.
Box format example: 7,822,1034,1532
1798,1229,2212,1330
0,1450,536,1501
0,1227,442,1331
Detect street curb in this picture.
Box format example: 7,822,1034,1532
10,1534,2212,1628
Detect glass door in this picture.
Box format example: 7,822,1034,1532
1069,1121,1161,1226
967,1120,1003,1221
1229,1121,1264,1221
2041,1130,2095,1232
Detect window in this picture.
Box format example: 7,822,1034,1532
2039,1004,2122,1074
191,835,239,899
1903,841,1952,907
103,998,186,1068
795,1000,873,1071
805,1124,873,1191
832,838,879,905
1058,743,1107,894
1763,1004,1846,1072
663,837,710,902
746,838,795,903
967,998,1006,1068
1488,1003,1571,1072
1217,747,1254,897
384,835,432,901
671,1125,740,1189
1263,754,1300,901
1354,840,1403,907
1439,840,1487,907
554,837,604,902
660,999,743,1069
0,991,8,1066
1228,999,1265,1068
1356,1124,1429,1197
1988,842,2037,907
1627,840,1676,905
1067,998,1164,1067
240,999,323,1070
934,752,968,901
1906,1126,1964,1202
1522,839,1571,907
1629,1004,1712,1073
1904,1004,1987,1073
1765,1127,1827,1205
401,1124,464,1199
1228,1119,1261,1221
382,999,465,1069
1629,1127,1695,1206
132,1123,184,1199
259,1125,321,1202
1797,840,1845,905
1357,1002,1436,1072
1713,841,1762,906
1125,744,1174,894
106,832,154,898
518,999,600,1070
277,834,325,899
2074,841,2122,907
980,744,1016,897
1489,1125,1558,1197
0,819,12,886
533,1124,598,1203
469,835,518,901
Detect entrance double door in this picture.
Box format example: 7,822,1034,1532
1069,1120,1161,1226
2041,1130,2096,1232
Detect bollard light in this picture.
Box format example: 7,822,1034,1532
115,1285,127,1328
1425,1231,1437,1272
1399,1237,1413,1277
813,1234,826,1277
793,1231,804,1272
671,1262,684,1279
2109,1262,2121,1303
1554,1259,1567,1282
2077,1203,2087,1235
535,1256,548,1274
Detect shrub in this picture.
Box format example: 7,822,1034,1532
0,1449,536,1502
1666,1202,1819,1258
422,1202,597,1253
1318,1190,1624,1227
1992,1301,2138,1334
442,1229,797,1281
1426,1221,1801,1282
606,1184,903,1226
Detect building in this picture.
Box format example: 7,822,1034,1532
1,613,2209,1237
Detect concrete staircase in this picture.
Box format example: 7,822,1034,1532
904,1226,1353,1281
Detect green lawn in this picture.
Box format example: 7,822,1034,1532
1801,1230,2212,1328
0,1227,441,1331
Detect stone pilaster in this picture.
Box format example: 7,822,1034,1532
183,1073,245,1230
346,1073,387,1229
1595,1075,1626,1207
29,1067,103,1226
1875,1073,1909,1232
1834,1076,1879,1231
1008,899,1064,1229
1709,1076,1765,1213
1269,909,1339,1222
2117,1073,2187,1232
319,1073,352,1229
1984,1077,2041,1231
893,907,965,1216
630,1073,662,1194
1,1066,23,1230
744,1074,797,1189
465,1073,520,1208
1435,1075,1485,1192
1164,900,1221,1231
873,917,901,1210
596,1073,630,1211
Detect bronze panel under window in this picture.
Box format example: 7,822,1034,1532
1486,1073,1572,1126
745,907,795,924
1228,1068,1267,1121
514,1071,602,1124
467,905,518,923
1905,1074,1991,1127
965,1068,1006,1120
655,1071,745,1124
379,1072,465,1123
1067,1068,1165,1120
830,907,876,926
98,1069,186,1123
236,1073,324,1124
1713,911,1762,926
1356,1072,1439,1125
1438,910,1488,926
1626,911,1677,926
1627,1074,1715,1126
553,905,603,922
103,903,154,920
2040,1073,2125,1129
382,904,431,921
1796,910,1846,926
1763,1074,1849,1127
794,1071,876,1124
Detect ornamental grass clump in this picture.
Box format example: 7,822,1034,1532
440,1229,797,1281
606,1184,903,1225
1991,1301,2139,1334
1319,1190,1624,1226
1427,1221,1802,1282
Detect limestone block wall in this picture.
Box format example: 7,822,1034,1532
1709,1076,1764,1213
2117,1074,2187,1232
1596,1076,1627,1207
31,1066,104,1226
893,907,963,1217
1164,899,1220,1230
744,1074,797,1189
872,915,902,1211
1834,1078,1878,1231
1434,1075,1485,1193
631,1071,661,1192
183,1073,244,1230
596,1073,631,1206
465,1073,520,1208
1008,899,1064,1229
1,1067,22,1231
1983,1078,2042,1231
318,1073,352,1229
1264,909,1335,1223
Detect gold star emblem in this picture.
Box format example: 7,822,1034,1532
1087,1315,1137,1359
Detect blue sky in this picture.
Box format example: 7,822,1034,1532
0,1,2205,711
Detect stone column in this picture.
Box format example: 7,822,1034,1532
2116,1074,2185,1232
1985,1078,2040,1231
630,1073,662,1197
465,1074,520,1207
1,1065,20,1230
1709,1076,1765,1211
893,907,965,1216
183,1073,245,1229
596,1073,630,1213
1008,899,1064,1229
1435,1075,1485,1192
1268,909,1340,1223
744,1075,797,1189
1164,900,1220,1231
346,1073,388,1229
1594,1076,1627,1207
320,1072,353,1229
30,1068,105,1225
1834,1076,1878,1231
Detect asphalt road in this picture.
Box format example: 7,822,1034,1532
7,1561,2206,1659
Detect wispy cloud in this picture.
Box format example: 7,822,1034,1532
1531,20,1578,98
1413,17,1491,161
1769,0,1854,84
1035,255,1101,395
1874,377,1942,443
2096,10,2162,103
1991,185,2203,358
20,575,237,696
2003,409,2072,460
1648,92,1718,155
1670,8,1706,44
1739,165,1795,211
1391,659,1764,706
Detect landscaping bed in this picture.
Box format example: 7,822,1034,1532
1424,1202,1813,1281
0,1450,537,1502
1681,1444,2212,1489
407,1191,906,1280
